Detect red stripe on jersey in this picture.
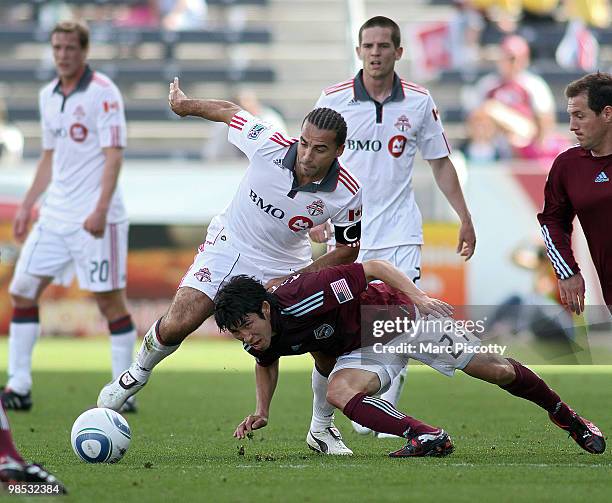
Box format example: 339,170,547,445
338,172,358,195
229,122,244,131
339,167,360,190
273,132,296,145
270,137,289,148
338,176,357,195
324,79,353,94
92,72,111,87
271,133,291,146
232,114,248,124
325,83,353,96
402,83,428,96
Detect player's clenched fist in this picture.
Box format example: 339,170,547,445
168,77,188,116
234,414,268,438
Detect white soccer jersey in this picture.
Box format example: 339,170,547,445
217,111,362,271
316,71,451,249
39,66,127,224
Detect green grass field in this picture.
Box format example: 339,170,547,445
1,338,611,502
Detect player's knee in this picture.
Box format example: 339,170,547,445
9,272,44,304
94,291,128,320
485,355,515,385
326,382,351,410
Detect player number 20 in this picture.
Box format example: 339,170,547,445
90,260,110,283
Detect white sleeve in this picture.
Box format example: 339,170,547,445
525,74,555,115
227,110,278,160
39,90,55,150
96,85,127,148
416,94,451,160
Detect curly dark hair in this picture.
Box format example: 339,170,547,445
303,107,347,146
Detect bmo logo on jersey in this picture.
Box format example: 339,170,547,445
388,135,407,158
346,139,382,152
249,190,285,219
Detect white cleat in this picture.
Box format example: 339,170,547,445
306,426,353,455
97,370,145,411
351,420,373,435
375,432,401,439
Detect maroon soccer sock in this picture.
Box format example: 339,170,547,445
343,393,439,437
0,403,25,463
500,358,573,424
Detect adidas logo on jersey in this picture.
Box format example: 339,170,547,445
594,171,609,183
347,98,360,106
273,158,283,167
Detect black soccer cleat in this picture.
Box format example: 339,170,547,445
389,429,454,458
549,410,606,454
0,388,32,411
0,456,67,494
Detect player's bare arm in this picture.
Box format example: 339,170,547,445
428,156,476,260
84,146,123,239
363,259,453,317
558,273,585,315
234,360,279,439
13,149,53,243
168,77,241,125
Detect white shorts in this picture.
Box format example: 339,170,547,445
179,219,307,301
10,220,128,296
329,312,479,393
359,245,422,285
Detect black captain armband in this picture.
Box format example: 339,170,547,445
334,221,361,246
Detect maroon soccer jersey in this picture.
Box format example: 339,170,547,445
245,263,416,366
537,145,612,303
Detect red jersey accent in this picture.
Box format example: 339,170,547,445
537,146,612,303
324,79,353,95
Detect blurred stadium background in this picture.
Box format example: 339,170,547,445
0,0,611,345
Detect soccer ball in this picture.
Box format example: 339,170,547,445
70,408,131,463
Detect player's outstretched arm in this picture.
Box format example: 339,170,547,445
428,157,476,260
13,149,53,243
234,360,279,439
363,260,454,318
168,77,241,125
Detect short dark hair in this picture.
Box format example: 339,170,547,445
358,16,401,49
565,72,612,115
214,275,276,332
51,21,89,49
303,107,347,146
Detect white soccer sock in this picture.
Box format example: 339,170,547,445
7,316,40,395
379,365,408,407
309,366,335,432
129,319,179,383
110,330,137,379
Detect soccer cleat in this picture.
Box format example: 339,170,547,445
119,396,138,414
388,429,454,458
351,420,372,435
0,388,32,411
97,370,145,412
549,410,606,454
0,456,67,494
306,426,353,455
375,432,401,439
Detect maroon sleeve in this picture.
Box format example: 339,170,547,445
242,342,279,367
277,263,368,316
536,159,579,279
